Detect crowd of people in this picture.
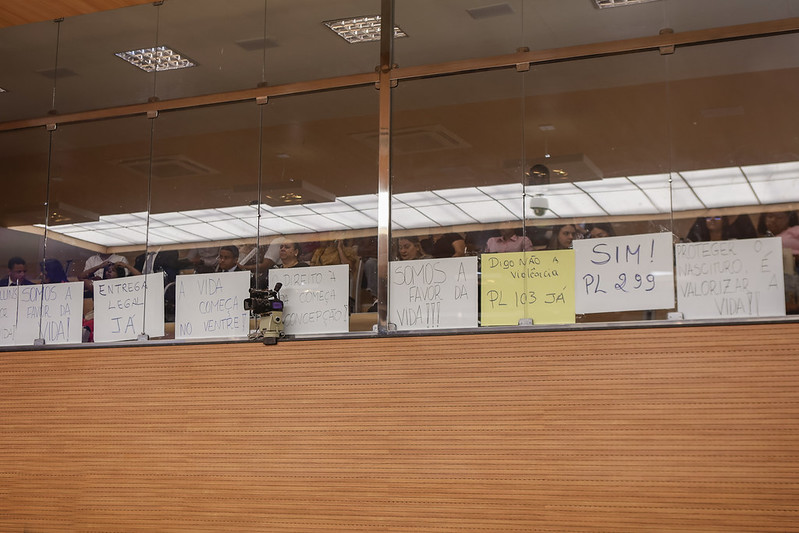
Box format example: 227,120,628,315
6,211,799,297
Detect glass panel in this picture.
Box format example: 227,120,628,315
667,34,799,316
391,69,525,331
46,116,153,343
523,50,672,324
396,0,798,68
149,86,378,340
152,0,380,101
0,20,60,121
0,128,49,346
48,4,159,115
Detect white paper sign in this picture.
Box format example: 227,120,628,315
269,265,349,335
675,237,785,319
175,271,250,340
94,274,165,342
574,232,675,314
389,256,478,330
0,282,84,346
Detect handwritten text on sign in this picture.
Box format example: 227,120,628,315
0,282,83,346
94,274,165,342
389,256,478,330
676,237,785,319
574,232,675,314
175,271,250,340
269,265,349,335
481,251,575,325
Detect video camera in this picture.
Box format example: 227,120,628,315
244,282,284,315
245,282,285,344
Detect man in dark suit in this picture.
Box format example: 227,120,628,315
1,256,34,286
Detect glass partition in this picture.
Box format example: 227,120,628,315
0,128,50,346
3,0,799,348
390,69,525,330
666,33,799,316
54,4,159,115
45,116,152,343
0,20,60,121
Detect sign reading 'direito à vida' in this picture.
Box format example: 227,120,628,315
480,250,575,326
675,237,785,319
574,232,675,314
389,256,478,330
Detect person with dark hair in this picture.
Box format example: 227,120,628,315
546,224,578,250
275,239,308,269
41,258,70,284
420,232,466,258
758,211,799,256
585,222,616,239
686,215,756,242
1,256,33,286
216,245,244,272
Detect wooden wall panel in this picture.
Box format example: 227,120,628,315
1,323,799,531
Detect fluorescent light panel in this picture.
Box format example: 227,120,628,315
323,15,407,44
115,45,196,72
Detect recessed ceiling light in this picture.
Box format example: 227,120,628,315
115,45,196,72
323,15,407,44
593,0,661,8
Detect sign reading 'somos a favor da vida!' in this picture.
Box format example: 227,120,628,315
175,271,250,340
0,282,83,346
574,232,675,314
481,250,575,325
270,265,349,335
94,274,164,342
676,237,785,319
389,256,478,330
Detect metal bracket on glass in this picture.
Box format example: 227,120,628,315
33,338,45,346
256,96,268,105
667,312,684,321
659,28,675,55
46,123,56,132
515,47,530,72
137,333,150,341
518,318,533,326
147,110,158,119
373,322,397,332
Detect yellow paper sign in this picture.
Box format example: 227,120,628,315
481,250,575,326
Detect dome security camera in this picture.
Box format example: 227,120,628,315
529,196,549,216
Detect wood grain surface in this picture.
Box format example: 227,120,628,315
2,323,798,531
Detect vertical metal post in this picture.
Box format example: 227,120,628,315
376,0,394,333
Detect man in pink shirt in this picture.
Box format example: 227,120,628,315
484,228,534,253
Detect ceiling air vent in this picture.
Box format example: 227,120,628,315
352,125,471,155
116,155,217,179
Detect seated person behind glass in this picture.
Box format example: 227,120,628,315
216,245,245,272
397,236,431,261
310,238,358,270
1,256,33,286
275,240,308,268
81,260,141,281
421,233,466,258
484,227,533,253
585,222,616,239
546,224,578,250
686,215,756,242
41,258,71,284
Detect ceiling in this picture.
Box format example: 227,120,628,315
2,0,799,249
